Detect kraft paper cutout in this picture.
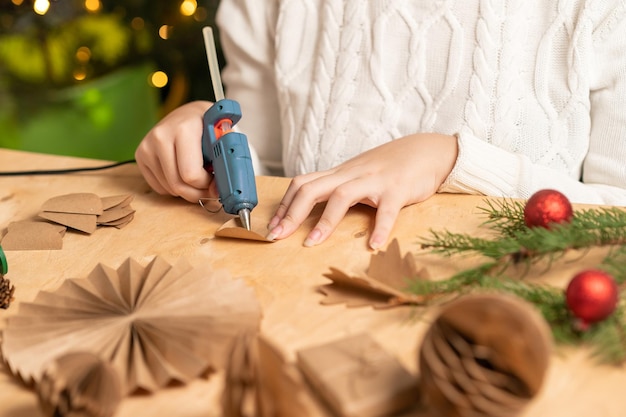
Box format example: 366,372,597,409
296,333,418,417
38,193,135,233
216,218,274,242
1,256,262,394
39,212,98,234
41,193,103,215
1,193,135,250
101,194,134,210
1,221,66,250
97,206,135,225
318,239,430,308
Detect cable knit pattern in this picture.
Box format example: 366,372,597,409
463,1,502,145
217,0,626,205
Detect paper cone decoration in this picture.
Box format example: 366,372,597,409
318,239,430,308
37,351,123,417
1,256,262,394
418,293,552,417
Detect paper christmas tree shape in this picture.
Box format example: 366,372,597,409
318,239,430,308
1,256,262,394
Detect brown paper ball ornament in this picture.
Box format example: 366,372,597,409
418,293,552,417
37,351,123,417
523,189,573,229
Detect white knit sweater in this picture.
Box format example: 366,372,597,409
216,0,626,205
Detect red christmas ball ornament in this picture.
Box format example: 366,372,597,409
524,189,573,229
565,269,619,329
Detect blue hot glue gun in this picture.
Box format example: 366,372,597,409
201,27,258,230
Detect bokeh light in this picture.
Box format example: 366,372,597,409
84,0,101,13
180,0,197,17
158,25,172,40
73,68,87,81
150,71,168,88
76,46,92,63
131,17,145,31
194,7,207,22
33,0,50,15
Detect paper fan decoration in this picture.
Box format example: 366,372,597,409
37,351,123,417
1,256,262,394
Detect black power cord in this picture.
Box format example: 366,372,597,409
0,160,136,176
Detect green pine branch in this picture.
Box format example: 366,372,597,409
419,203,626,279
407,199,626,365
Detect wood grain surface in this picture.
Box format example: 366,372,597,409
0,149,624,417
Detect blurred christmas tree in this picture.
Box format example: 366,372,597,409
0,0,222,160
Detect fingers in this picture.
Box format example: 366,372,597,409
264,134,458,248
267,171,403,249
368,198,403,249
301,179,361,247
135,101,214,203
266,171,339,241
136,137,209,203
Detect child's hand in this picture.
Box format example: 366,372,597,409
135,101,218,203
266,133,459,249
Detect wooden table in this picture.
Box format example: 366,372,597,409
0,149,624,417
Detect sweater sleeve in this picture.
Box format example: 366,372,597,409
440,5,626,207
216,0,283,175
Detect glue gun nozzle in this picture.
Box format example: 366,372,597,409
238,208,251,231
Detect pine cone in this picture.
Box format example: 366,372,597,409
418,293,552,417
0,274,14,309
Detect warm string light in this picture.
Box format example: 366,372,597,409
149,71,168,88
33,0,50,15
159,25,173,40
179,0,197,17
193,7,207,22
75,47,91,63
6,0,208,92
131,17,144,31
73,68,87,81
73,46,91,81
84,0,101,13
